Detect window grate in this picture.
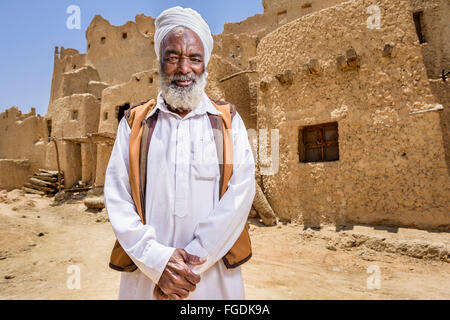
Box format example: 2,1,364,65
299,122,339,163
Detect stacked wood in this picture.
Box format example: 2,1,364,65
22,169,65,196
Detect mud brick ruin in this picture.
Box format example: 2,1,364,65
1,0,449,230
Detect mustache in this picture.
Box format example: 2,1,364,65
167,73,197,84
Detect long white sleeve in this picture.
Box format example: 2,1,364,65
184,112,256,274
104,117,175,284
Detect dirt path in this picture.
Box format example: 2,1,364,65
1,189,449,299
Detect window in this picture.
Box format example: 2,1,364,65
299,122,339,163
277,10,287,25
116,103,130,122
104,112,108,121
101,37,106,44
46,119,52,140
149,77,153,84
72,110,78,120
122,32,128,39
413,11,426,44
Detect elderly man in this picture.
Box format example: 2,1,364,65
104,7,256,300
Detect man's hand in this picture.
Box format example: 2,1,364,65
154,249,206,300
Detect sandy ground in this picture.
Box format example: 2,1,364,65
0,189,449,300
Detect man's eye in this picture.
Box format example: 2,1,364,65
167,56,178,62
191,58,202,63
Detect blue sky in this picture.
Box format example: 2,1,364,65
0,1,263,116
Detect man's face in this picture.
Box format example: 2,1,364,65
160,27,205,85
159,27,208,112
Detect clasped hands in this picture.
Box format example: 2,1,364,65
153,248,206,300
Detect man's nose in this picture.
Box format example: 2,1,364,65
177,57,191,74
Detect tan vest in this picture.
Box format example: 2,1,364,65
108,98,252,272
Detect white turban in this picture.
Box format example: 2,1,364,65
154,6,214,67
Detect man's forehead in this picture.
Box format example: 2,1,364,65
161,27,204,53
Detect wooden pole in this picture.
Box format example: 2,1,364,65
219,70,257,83
88,135,96,187
52,136,62,192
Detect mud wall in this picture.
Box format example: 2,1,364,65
44,94,100,188
85,15,157,86
49,47,87,105
206,55,255,129
98,70,159,135
410,0,450,79
0,107,47,175
0,160,31,191
223,0,346,39
256,0,450,230
429,80,450,173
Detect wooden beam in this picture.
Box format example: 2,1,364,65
219,70,257,83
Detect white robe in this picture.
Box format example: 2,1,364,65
104,92,256,300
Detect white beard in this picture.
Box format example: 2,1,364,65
159,68,208,112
